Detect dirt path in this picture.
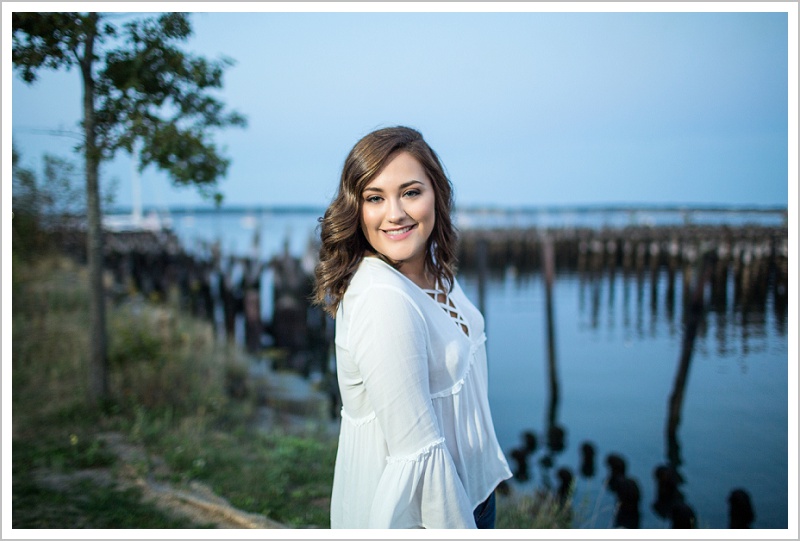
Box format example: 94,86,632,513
33,432,288,529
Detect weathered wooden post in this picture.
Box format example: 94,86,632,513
539,233,567,475
476,236,488,321
635,240,647,334
270,239,313,372
649,240,660,318
243,258,263,354
635,240,647,274
577,237,588,275
667,250,713,467
607,238,618,315
710,241,730,312
606,238,619,272
542,235,560,432
773,235,788,328
590,237,604,274
622,239,634,272
219,258,240,343
200,261,215,324
681,243,698,314
665,237,679,322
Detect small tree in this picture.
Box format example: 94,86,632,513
12,144,85,256
11,145,45,256
12,12,247,404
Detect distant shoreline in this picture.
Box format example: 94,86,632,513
106,203,788,217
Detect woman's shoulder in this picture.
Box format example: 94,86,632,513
338,258,427,331
348,257,415,294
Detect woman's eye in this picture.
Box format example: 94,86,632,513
404,189,421,198
365,195,383,203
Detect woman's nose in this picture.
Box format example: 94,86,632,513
386,197,407,222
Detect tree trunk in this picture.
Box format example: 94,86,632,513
81,13,109,404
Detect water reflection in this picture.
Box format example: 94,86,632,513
462,225,786,529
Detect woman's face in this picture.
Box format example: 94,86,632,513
360,151,436,279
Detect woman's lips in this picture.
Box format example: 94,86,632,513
382,224,416,240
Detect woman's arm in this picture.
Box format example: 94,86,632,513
349,285,475,528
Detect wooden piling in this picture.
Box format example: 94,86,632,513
667,252,713,466
476,236,488,320
542,235,560,430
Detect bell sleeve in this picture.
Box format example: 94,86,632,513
348,285,476,529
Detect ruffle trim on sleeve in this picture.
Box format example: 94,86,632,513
369,437,476,528
386,437,446,464
340,408,377,427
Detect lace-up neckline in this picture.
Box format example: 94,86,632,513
421,286,471,338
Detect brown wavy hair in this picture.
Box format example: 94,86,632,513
313,126,458,318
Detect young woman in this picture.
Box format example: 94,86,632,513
314,126,512,529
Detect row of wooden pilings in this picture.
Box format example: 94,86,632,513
59,221,786,381
457,224,789,315
54,228,330,380
90,222,787,354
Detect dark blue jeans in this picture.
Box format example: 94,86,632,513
473,491,496,529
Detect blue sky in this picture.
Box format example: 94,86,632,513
7,4,795,210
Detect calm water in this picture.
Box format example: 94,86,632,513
459,269,788,529
142,208,788,529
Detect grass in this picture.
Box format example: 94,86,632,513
11,251,573,530
496,493,574,529
137,409,337,528
13,476,208,529
11,252,337,529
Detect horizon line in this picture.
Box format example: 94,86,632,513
105,202,789,216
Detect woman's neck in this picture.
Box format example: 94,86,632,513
398,261,435,290
365,251,435,290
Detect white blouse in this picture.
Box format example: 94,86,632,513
330,257,512,529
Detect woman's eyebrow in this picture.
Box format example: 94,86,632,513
363,180,423,194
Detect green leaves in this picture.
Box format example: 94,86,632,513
12,12,81,81
140,122,231,188
13,11,247,202
11,13,116,82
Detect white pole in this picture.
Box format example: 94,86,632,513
131,144,142,226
